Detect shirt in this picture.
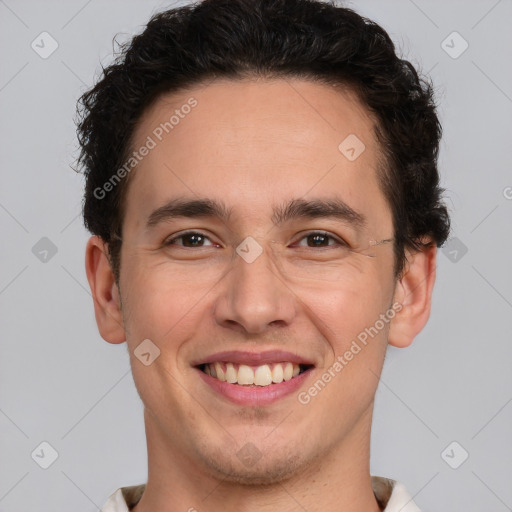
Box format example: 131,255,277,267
100,475,422,511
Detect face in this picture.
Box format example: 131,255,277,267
113,78,399,483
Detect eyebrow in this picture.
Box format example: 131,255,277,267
145,197,367,230
272,197,366,228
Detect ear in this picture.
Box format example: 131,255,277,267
85,235,126,344
388,241,437,348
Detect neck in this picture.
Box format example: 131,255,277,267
132,406,381,512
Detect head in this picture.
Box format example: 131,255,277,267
79,0,450,485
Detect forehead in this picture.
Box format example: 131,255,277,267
123,78,392,235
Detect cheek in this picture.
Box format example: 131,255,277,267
302,285,391,415
294,268,393,334
120,261,210,340
294,271,393,403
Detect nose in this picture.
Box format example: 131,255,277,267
213,241,297,335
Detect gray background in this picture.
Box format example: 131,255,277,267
1,0,511,510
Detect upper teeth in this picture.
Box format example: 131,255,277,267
204,362,301,386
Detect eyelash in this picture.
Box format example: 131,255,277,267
163,230,348,249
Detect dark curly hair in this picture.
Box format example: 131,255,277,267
76,0,450,284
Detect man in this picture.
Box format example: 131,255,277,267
77,0,450,510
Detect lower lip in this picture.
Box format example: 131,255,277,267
196,367,313,406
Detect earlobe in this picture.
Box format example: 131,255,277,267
85,235,126,344
388,242,437,348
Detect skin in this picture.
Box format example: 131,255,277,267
85,78,437,512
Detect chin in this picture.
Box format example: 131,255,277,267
206,454,303,486
194,439,306,486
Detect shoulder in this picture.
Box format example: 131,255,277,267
371,475,422,512
100,484,146,512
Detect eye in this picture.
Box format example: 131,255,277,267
163,230,347,249
292,231,348,249
164,231,217,248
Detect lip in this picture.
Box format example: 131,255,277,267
196,365,314,406
191,349,315,367
192,350,316,406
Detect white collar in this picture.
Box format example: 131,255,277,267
101,476,421,511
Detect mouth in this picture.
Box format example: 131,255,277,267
197,361,313,387
192,351,315,405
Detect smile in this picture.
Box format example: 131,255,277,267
200,362,311,386
193,350,315,405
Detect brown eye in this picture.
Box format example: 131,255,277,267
164,231,215,248
293,231,347,249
